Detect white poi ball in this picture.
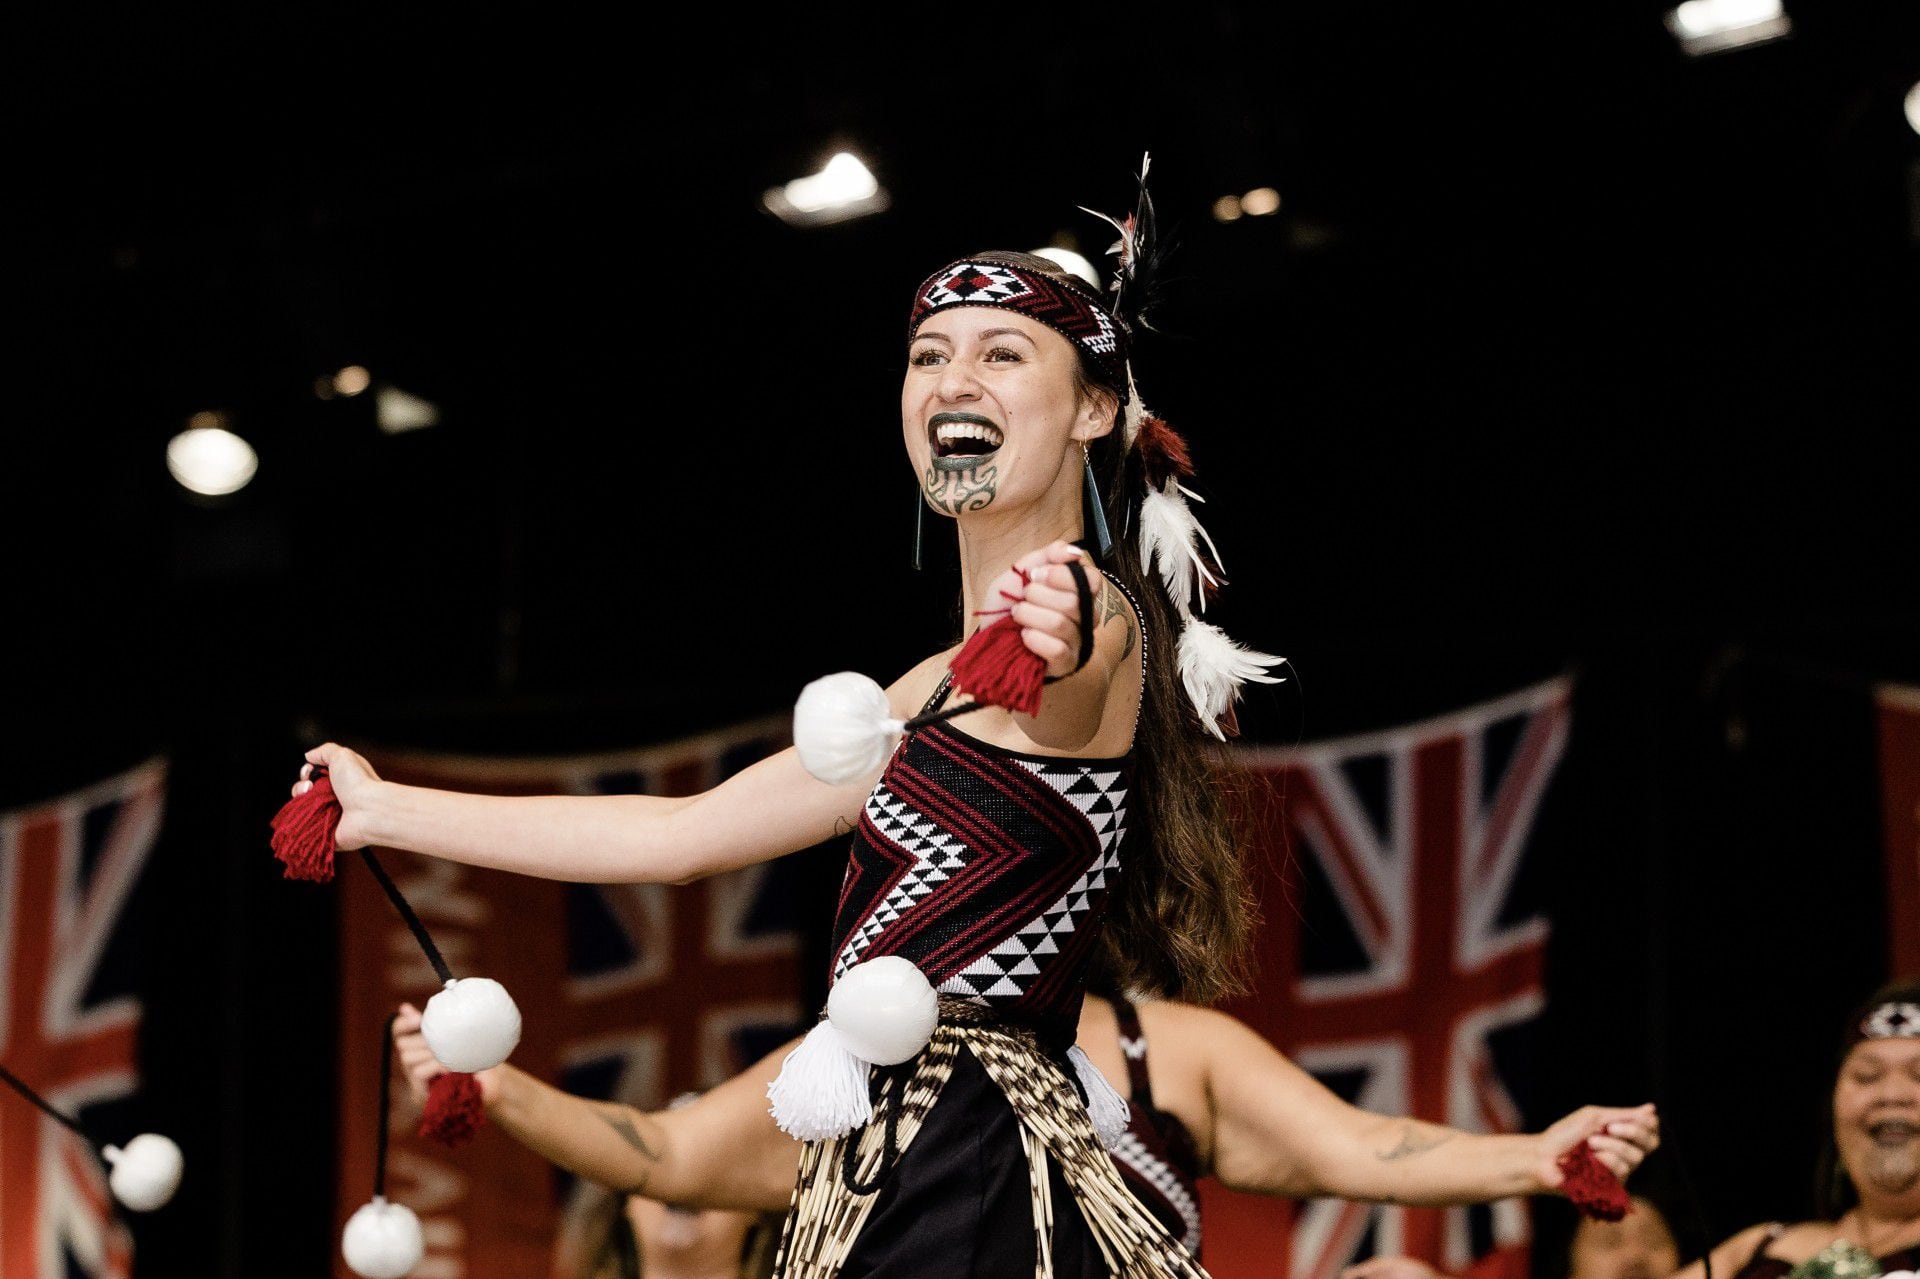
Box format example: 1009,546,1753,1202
342,1196,425,1279
794,672,905,785
102,1133,184,1212
826,956,938,1066
421,976,521,1073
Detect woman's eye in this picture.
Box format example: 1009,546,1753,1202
910,350,946,366
986,347,1022,362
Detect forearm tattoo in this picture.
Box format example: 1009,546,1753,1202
1098,578,1137,664
1375,1122,1454,1161
595,1104,661,1162
923,462,998,515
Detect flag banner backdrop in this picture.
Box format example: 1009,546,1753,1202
0,760,166,1279
334,718,804,1279
1206,679,1573,1279
1878,683,1920,975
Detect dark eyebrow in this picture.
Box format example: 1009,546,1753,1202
977,327,1036,344
910,330,950,344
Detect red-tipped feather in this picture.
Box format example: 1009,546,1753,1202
1137,416,1195,489
419,1072,486,1149
949,616,1047,717
1558,1143,1631,1221
270,774,341,883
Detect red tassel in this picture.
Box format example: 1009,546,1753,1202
949,616,1047,716
1558,1143,1631,1222
419,1072,486,1148
270,774,341,883
1137,416,1195,490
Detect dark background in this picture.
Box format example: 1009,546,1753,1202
5,2,1917,1274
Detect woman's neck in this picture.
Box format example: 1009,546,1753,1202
955,503,1083,636
1846,1196,1920,1252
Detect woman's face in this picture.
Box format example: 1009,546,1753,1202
627,1196,753,1271
903,307,1109,521
1566,1198,1680,1279
1833,1038,1920,1202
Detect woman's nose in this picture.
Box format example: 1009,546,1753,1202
934,359,981,401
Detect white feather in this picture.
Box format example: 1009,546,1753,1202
1177,621,1286,740
1122,364,1145,446
1138,483,1219,616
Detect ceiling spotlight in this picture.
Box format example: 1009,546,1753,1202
1212,195,1243,223
167,421,258,497
1032,246,1100,289
376,384,440,434
763,152,890,228
1242,187,1282,217
333,365,372,397
1906,82,1920,136
1665,0,1791,55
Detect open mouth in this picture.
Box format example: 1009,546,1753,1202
1869,1120,1918,1144
928,411,1003,470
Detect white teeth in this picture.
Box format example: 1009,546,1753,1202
934,422,1004,449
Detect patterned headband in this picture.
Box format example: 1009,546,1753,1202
1856,1001,1920,1043
908,258,1131,397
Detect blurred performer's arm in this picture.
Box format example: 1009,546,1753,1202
1151,1004,1658,1206
396,1005,797,1211
1669,1225,1775,1279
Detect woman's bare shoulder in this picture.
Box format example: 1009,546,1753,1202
885,647,961,719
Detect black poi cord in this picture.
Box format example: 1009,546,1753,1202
0,1061,94,1142
357,849,455,986
911,559,1098,731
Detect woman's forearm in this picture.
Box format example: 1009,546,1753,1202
486,1064,674,1196
1328,1117,1545,1206
359,782,698,883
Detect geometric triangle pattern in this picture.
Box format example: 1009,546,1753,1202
827,721,1135,1046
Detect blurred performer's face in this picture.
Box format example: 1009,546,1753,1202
627,1197,753,1275
1567,1198,1680,1279
904,307,1102,522
1834,1038,1920,1201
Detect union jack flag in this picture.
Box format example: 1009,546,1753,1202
0,761,165,1279
1204,680,1571,1279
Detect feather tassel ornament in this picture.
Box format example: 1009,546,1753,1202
1138,481,1221,616
1178,620,1286,741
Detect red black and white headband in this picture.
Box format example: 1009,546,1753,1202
908,258,1131,396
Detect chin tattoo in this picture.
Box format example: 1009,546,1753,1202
923,462,998,515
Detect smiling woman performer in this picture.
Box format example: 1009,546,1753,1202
295,177,1284,1276
1677,980,1920,1279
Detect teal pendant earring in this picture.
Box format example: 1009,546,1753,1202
1083,445,1113,560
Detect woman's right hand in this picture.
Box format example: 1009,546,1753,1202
292,742,382,851
393,1002,501,1107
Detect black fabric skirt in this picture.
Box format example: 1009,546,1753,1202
836,1042,1107,1278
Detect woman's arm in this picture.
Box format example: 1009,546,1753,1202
298,653,951,884
395,1007,798,1211
1190,1007,1659,1205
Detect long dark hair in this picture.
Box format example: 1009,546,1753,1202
960,249,1255,1003
1815,976,1920,1220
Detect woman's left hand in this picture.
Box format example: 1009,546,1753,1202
1535,1103,1660,1188
983,541,1098,680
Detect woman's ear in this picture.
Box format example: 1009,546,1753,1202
1073,385,1122,443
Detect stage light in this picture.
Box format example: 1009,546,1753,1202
167,417,258,496
333,365,372,397
763,152,891,228
1212,195,1243,223
1033,246,1100,288
376,384,440,434
1906,82,1920,136
1242,187,1282,216
1665,0,1791,55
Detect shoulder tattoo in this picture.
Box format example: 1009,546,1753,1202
1097,576,1137,665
